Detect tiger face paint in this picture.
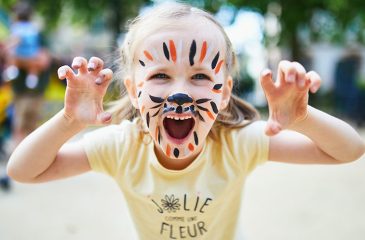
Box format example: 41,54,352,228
131,28,231,162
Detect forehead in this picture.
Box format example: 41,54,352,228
135,18,227,61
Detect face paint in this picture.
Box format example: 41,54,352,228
135,32,227,161
199,41,207,63
143,92,220,159
189,40,197,66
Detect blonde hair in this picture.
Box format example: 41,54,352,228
109,2,260,134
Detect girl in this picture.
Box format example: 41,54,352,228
7,2,365,239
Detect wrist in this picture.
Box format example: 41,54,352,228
288,106,312,131
59,109,87,131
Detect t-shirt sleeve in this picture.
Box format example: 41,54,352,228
82,122,134,176
233,120,270,173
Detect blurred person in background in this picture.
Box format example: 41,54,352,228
3,1,50,88
3,1,51,148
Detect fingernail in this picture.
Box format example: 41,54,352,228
262,69,271,77
88,62,96,71
59,69,66,77
287,74,295,83
73,60,81,68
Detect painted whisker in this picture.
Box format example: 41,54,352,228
197,111,205,122
196,98,211,104
152,109,161,117
150,95,165,103
197,105,208,112
210,101,218,114
151,103,163,109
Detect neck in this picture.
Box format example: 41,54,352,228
154,144,203,170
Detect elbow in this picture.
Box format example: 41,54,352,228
340,140,365,163
6,158,35,183
6,162,24,183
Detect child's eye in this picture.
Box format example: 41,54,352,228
192,73,211,81
150,73,170,79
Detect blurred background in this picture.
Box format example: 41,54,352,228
0,0,364,239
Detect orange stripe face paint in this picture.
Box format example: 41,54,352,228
207,111,215,120
166,144,171,157
188,143,194,152
169,40,177,63
137,82,144,88
214,60,224,74
212,89,222,94
155,127,159,141
144,50,154,61
199,41,207,63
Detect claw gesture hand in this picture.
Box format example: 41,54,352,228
58,57,113,127
260,60,321,136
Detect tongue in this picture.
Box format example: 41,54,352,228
163,118,194,139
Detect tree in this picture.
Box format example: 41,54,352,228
227,0,365,60
1,0,150,47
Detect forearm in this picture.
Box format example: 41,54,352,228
7,110,85,181
290,106,365,162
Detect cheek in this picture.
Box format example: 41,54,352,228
190,87,223,110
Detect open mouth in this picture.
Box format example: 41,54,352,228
163,116,195,140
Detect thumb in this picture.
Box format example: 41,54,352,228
265,118,282,136
97,111,112,125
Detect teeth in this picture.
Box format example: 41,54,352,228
166,115,192,120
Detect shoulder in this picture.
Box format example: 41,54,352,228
82,120,143,175
217,120,267,142
213,120,269,171
83,119,141,148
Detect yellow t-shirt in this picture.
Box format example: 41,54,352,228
83,120,269,240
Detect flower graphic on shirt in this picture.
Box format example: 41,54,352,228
161,194,181,213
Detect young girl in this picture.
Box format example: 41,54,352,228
7,2,365,239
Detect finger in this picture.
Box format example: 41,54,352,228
277,60,296,84
265,118,282,136
306,71,321,93
57,65,75,81
292,62,306,89
260,69,275,94
97,111,112,125
95,68,113,86
72,56,88,74
87,56,104,74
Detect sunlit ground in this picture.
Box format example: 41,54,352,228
0,125,364,240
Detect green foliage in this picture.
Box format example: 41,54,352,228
1,0,149,36
226,0,365,59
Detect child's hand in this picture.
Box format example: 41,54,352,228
57,57,113,126
260,60,321,136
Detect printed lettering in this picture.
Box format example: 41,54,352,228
160,221,207,238
199,198,212,213
197,221,207,235
184,194,190,211
179,226,187,238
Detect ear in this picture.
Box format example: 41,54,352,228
124,78,139,109
219,75,233,110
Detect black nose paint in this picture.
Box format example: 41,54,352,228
167,93,193,106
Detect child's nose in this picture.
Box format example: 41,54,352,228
167,93,193,106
